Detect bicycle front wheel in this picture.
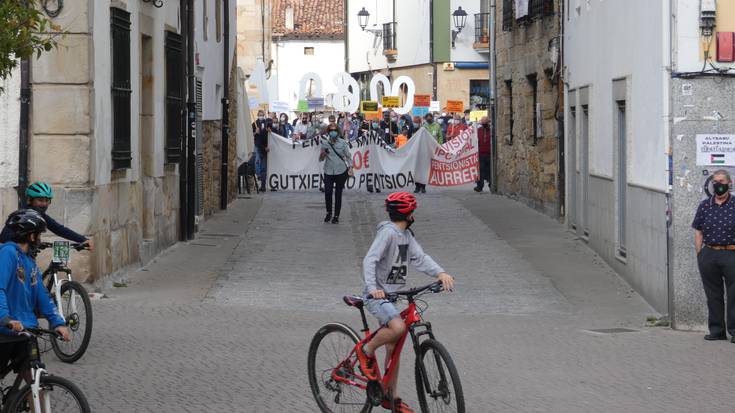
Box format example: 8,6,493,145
415,339,465,413
5,374,91,413
52,281,93,363
308,322,372,413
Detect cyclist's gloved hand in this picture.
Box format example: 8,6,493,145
437,273,455,292
369,290,386,299
55,326,71,342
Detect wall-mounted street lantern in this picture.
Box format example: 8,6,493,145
357,7,383,37
451,6,468,48
142,0,164,7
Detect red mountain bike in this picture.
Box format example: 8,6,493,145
308,281,465,412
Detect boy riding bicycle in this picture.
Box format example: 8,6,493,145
358,192,454,413
0,182,93,251
0,209,70,380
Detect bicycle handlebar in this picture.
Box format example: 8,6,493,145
38,242,88,251
367,281,445,300
4,324,62,339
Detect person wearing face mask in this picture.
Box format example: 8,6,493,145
474,116,492,192
252,110,271,190
275,113,294,138
293,113,310,140
320,125,353,224
0,182,93,251
693,170,735,342
446,113,468,141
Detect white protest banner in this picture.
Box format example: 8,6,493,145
429,128,480,186
266,129,478,191
697,134,735,166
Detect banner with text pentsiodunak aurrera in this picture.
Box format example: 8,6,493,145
266,128,479,192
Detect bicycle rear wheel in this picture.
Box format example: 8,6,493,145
415,339,465,413
51,281,93,363
308,322,372,413
5,374,91,413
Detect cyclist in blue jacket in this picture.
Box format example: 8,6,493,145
0,209,70,373
0,182,93,251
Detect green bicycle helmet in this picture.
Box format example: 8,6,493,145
26,181,53,199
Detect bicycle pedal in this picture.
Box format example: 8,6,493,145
366,380,384,406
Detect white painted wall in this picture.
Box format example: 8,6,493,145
271,39,345,111
449,0,487,63
196,0,238,121
0,68,20,188
347,0,431,73
565,0,668,191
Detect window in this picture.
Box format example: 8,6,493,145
616,101,627,258
505,80,513,145
165,31,184,164
528,74,539,144
502,0,513,31
111,8,132,170
203,0,208,41
383,22,397,52
215,0,222,42
529,0,555,18
470,79,489,110
474,13,490,45
304,47,314,55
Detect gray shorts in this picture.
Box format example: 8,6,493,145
365,299,401,326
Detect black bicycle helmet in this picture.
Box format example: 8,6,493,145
6,209,47,237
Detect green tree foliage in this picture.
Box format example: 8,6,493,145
0,1,59,90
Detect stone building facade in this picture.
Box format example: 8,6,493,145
494,0,562,218
0,0,243,282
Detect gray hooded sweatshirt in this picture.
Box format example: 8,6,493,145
362,221,444,296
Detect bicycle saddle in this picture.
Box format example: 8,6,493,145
343,295,364,309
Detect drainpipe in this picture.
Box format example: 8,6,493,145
186,0,196,239
665,0,674,323
344,0,349,72
489,0,497,192
430,0,437,100
221,0,231,210
17,59,30,208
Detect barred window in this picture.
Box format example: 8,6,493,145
530,0,555,18
165,31,184,164
111,8,131,170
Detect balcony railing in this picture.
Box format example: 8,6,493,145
474,13,490,50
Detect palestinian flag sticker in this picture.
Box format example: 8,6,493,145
711,154,726,164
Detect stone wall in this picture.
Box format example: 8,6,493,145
671,77,735,329
494,2,561,218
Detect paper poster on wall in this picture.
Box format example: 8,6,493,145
429,101,441,112
696,134,735,166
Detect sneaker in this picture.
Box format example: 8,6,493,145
473,186,482,193
382,398,415,413
324,213,332,223
331,216,340,224
356,344,378,381
420,187,426,194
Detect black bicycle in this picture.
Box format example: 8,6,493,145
0,328,90,412
37,241,93,363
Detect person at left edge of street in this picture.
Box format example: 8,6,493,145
693,169,735,342
474,116,492,192
0,209,71,379
320,124,353,224
0,182,93,251
252,109,270,192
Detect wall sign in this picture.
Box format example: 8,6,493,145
696,134,735,166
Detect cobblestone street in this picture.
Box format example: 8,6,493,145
45,191,735,412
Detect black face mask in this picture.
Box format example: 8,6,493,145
31,205,48,214
713,181,730,196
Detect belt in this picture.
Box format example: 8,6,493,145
706,244,735,251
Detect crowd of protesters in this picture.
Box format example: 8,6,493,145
251,107,492,194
